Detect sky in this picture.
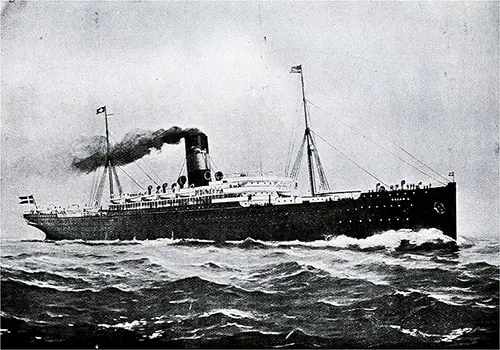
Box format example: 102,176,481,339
1,1,498,240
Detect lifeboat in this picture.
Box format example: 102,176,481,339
124,193,143,203
110,197,126,204
159,193,175,199
141,194,158,201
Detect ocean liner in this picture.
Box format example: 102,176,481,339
22,66,457,241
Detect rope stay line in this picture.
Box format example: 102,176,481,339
140,158,163,184
108,133,161,186
207,154,219,174
134,161,160,186
289,133,307,181
309,132,331,192
111,165,123,195
306,98,446,185
88,167,100,208
93,165,108,208
284,80,305,176
177,158,186,179
398,147,449,183
284,90,303,176
284,120,299,177
311,130,389,187
304,77,449,183
117,166,145,190
288,132,331,193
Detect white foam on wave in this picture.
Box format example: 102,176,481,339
226,228,453,251
1,312,50,325
231,284,285,295
187,320,254,335
5,277,83,292
426,293,468,306
220,322,254,330
168,297,195,304
141,238,214,247
149,330,164,339
405,287,472,307
99,319,147,330
300,258,391,285
83,227,455,252
394,290,412,296
172,334,204,340
54,239,131,245
1,264,76,281
388,324,440,338
199,308,260,320
323,228,454,250
6,276,138,294
441,327,474,342
318,297,367,307
473,302,497,309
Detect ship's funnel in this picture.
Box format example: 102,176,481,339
184,132,211,187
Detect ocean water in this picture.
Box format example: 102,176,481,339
1,229,498,349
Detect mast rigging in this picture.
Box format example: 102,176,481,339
104,107,114,197
89,105,123,208
289,65,331,195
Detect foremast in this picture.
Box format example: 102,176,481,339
104,106,114,197
90,106,122,208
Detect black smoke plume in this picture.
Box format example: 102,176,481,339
71,126,204,173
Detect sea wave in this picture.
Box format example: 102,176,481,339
132,228,460,252
5,228,466,253
1,228,498,349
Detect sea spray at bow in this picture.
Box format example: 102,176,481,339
71,126,205,173
1,229,498,349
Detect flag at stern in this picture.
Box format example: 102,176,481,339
19,195,35,205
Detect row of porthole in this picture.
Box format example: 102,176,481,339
338,217,410,223
186,216,239,220
368,191,429,198
345,203,412,211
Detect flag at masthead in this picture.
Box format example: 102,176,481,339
96,106,106,115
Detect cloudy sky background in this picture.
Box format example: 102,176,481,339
1,1,498,239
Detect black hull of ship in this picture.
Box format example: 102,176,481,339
24,183,457,241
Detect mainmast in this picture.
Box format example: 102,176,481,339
289,65,330,196
297,66,316,196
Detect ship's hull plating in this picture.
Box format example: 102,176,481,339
24,183,457,241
